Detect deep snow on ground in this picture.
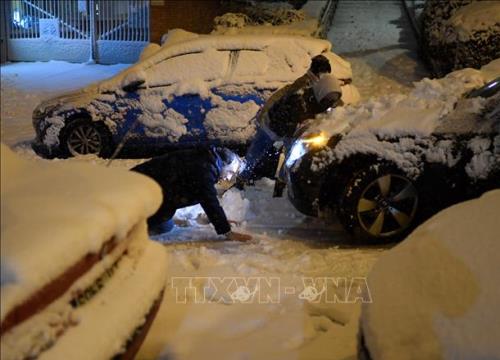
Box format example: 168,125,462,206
1,5,431,355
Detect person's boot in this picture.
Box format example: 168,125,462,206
273,180,286,198
148,219,174,236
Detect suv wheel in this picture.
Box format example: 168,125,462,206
338,164,419,241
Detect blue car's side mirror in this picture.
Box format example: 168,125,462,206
122,79,145,92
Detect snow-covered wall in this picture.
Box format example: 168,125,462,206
8,39,90,63
7,39,147,64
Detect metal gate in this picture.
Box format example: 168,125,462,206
4,0,149,64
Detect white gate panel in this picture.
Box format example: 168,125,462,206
5,0,149,64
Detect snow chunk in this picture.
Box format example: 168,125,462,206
43,116,65,146
205,97,260,142
362,190,500,360
138,94,188,140
465,137,495,179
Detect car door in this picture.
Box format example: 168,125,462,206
208,49,272,147
124,49,231,151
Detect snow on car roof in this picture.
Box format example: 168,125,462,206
0,144,162,322
100,33,335,92
361,189,500,360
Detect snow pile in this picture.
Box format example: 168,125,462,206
204,98,260,142
0,144,162,320
212,18,319,37
174,188,251,227
307,59,500,177
212,4,316,37
138,94,189,140
361,190,500,360
220,188,251,223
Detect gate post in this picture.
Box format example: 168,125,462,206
0,0,8,63
89,0,97,63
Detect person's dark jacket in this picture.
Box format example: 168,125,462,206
265,73,342,137
131,147,231,234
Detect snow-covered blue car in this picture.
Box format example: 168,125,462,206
31,32,357,158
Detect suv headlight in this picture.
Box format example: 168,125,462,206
285,133,329,167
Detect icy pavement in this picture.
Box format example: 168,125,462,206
1,51,413,358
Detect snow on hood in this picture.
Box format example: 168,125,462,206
0,144,162,322
310,58,500,139
361,189,500,360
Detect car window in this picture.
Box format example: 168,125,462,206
230,50,268,78
146,49,231,87
262,39,309,82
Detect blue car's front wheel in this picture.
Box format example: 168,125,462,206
60,118,113,158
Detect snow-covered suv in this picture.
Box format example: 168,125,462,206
31,32,357,158
281,60,500,242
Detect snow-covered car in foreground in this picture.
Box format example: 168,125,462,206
1,144,166,359
31,31,357,158
281,59,500,241
358,189,500,360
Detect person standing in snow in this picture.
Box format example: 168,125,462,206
132,146,252,242
238,54,342,183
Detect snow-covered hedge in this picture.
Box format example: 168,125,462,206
212,2,317,36
421,0,500,76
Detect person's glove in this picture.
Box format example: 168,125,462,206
225,231,252,242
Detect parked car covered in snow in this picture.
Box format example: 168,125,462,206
358,189,500,360
31,31,357,158
280,60,500,241
1,144,167,359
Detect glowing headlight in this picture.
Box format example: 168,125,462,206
285,133,329,167
301,133,329,147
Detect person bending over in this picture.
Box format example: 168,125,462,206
132,146,252,242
